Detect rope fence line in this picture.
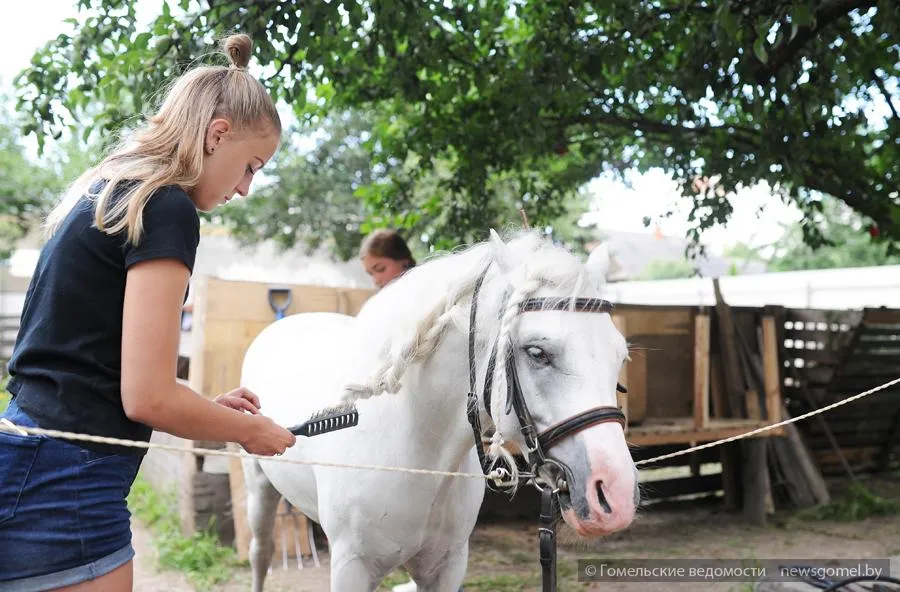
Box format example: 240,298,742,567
0,418,503,481
2,375,899,479
633,376,900,467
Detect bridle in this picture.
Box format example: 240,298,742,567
464,266,627,592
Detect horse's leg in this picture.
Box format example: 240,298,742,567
330,552,379,592
243,458,283,592
407,542,469,592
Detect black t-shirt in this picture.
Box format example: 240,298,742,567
6,182,200,455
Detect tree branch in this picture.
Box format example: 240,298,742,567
570,109,763,149
802,157,893,229
759,0,878,78
871,68,900,122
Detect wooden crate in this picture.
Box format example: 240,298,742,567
612,304,785,432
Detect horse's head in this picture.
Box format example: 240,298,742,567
484,231,638,537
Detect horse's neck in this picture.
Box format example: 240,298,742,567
392,282,508,474
353,248,497,472
358,270,488,472
396,325,478,472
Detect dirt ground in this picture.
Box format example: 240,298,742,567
133,474,900,592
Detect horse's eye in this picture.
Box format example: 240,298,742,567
525,346,552,366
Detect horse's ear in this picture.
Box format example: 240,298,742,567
489,229,517,274
586,241,611,287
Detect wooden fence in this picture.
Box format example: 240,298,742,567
172,278,900,560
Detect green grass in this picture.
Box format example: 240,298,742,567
1,375,9,413
379,569,412,590
127,476,239,590
463,573,542,591
795,482,900,522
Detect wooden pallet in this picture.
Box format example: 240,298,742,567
780,307,900,475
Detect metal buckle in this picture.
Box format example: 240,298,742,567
530,458,573,493
520,424,540,452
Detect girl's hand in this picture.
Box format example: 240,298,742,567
214,387,262,415
240,415,296,456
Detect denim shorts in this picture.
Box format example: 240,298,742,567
0,398,144,590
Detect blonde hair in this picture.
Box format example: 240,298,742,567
45,33,282,245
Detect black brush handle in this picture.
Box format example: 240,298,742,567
288,422,312,437
288,411,359,437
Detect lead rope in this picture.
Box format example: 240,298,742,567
4,366,900,592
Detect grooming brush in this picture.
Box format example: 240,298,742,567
287,403,360,437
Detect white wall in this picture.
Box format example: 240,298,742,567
191,235,373,290
604,265,900,310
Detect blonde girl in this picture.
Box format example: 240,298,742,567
0,34,295,591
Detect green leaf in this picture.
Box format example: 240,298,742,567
717,6,738,39
753,37,768,64
792,3,814,28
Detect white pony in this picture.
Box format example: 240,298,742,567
239,230,639,591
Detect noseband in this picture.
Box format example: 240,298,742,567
465,270,627,492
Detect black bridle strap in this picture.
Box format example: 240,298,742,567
467,272,486,398
539,486,559,592
505,345,626,456
537,406,627,451
480,286,512,416
466,268,490,477
519,297,615,314
481,338,499,417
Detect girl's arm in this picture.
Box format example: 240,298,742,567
120,257,295,456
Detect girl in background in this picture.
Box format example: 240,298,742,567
359,228,417,290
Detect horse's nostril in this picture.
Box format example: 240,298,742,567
595,480,612,514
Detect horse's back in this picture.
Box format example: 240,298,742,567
241,312,357,430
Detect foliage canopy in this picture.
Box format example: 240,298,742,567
13,0,900,251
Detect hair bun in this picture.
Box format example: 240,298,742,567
222,34,252,70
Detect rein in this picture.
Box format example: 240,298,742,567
465,266,627,592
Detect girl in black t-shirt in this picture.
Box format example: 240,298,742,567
0,34,295,590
